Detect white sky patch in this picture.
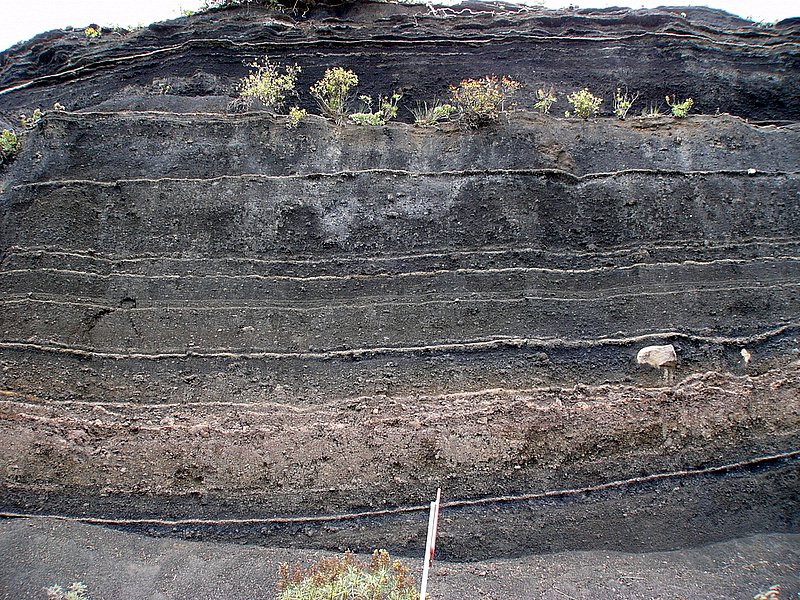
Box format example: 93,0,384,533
0,0,797,52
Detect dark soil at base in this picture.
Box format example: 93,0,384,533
1,518,798,600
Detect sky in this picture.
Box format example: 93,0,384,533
0,0,797,52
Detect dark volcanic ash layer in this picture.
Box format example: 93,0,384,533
0,1,798,562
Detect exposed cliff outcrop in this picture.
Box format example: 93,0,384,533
1,2,799,120
0,0,798,579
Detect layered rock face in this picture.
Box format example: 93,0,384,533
0,2,798,560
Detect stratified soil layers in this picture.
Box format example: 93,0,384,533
0,1,798,560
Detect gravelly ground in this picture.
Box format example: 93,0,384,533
1,518,798,600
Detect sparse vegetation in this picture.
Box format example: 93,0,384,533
199,0,329,14
286,106,307,129
533,87,557,114
277,549,418,600
754,585,786,600
350,93,402,126
84,26,102,39
310,67,359,125
156,80,173,95
20,108,44,130
566,88,603,119
666,95,694,118
238,57,301,112
46,582,89,600
0,129,20,165
411,100,456,127
613,87,639,120
449,75,521,128
640,102,664,117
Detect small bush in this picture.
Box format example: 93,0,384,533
566,88,603,119
310,67,359,125
46,582,89,600
350,93,402,126
666,95,694,118
411,100,455,127
84,26,101,39
754,585,785,600
0,129,20,165
613,88,639,120
640,102,664,118
20,108,43,130
277,549,418,600
286,106,307,129
449,75,521,128
533,87,557,114
238,57,300,112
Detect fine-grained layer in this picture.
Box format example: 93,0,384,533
5,172,799,254
6,113,800,183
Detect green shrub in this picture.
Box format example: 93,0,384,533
238,57,300,112
350,93,402,126
20,108,43,130
0,129,20,165
277,549,418,600
566,88,603,119
613,88,639,120
666,95,694,118
84,26,101,39
449,75,521,128
286,106,307,129
533,87,557,114
410,100,455,127
310,67,359,125
46,582,89,600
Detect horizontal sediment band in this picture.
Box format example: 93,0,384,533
0,325,794,360
8,112,800,183
5,171,798,257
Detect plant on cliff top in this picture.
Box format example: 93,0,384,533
410,99,456,127
533,86,557,114
566,88,603,119
310,67,359,125
639,102,664,117
84,26,102,39
46,582,89,600
350,93,402,126
449,75,521,129
286,106,307,129
20,108,44,130
666,95,694,118
613,87,639,120
0,129,20,165
277,549,418,600
238,56,300,112
754,585,786,600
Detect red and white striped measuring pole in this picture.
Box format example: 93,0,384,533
419,487,441,600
